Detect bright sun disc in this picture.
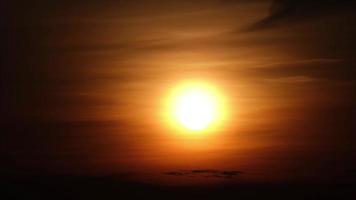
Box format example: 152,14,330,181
165,81,226,132
175,88,217,130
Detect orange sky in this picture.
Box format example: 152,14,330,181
2,0,356,184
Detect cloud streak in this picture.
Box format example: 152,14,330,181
164,169,243,179
245,0,356,31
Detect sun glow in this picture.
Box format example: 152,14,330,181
175,88,216,130
165,81,227,133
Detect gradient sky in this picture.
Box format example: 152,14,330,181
2,0,356,184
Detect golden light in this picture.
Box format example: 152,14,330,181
164,81,228,134
174,87,216,131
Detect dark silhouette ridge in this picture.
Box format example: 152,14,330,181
3,174,356,200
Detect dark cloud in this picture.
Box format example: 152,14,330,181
164,169,243,179
219,0,264,5
245,0,356,31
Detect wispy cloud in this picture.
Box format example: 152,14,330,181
264,75,316,84
244,0,356,31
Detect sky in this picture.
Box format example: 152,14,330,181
1,0,356,184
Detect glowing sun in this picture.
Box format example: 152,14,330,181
168,82,225,132
175,88,216,130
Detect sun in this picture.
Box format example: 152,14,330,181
174,88,216,130
166,81,225,132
